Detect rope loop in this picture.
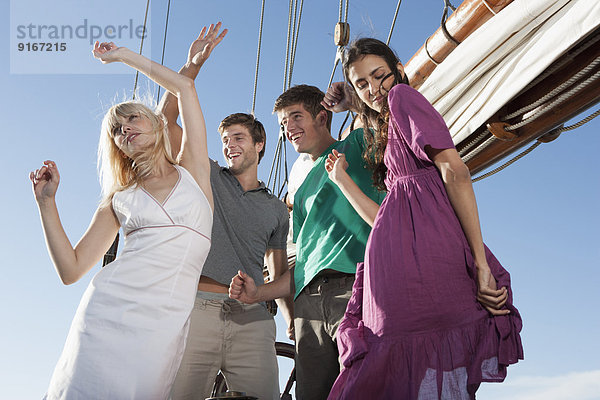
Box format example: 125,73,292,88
481,0,497,16
441,0,460,46
424,37,441,66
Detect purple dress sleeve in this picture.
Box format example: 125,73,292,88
387,84,455,162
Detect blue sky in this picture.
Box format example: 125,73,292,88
1,0,599,399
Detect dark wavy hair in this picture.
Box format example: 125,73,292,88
343,38,409,191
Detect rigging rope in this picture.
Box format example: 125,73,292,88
251,0,266,114
461,135,496,164
502,56,600,121
386,0,403,45
156,0,172,102
132,0,151,100
288,0,299,89
327,48,344,87
338,0,349,22
471,141,541,182
458,129,490,157
269,0,305,195
282,0,305,90
106,0,151,266
283,0,294,91
327,0,350,87
266,129,289,197
506,67,600,132
344,0,349,22
557,107,600,131
463,56,600,161
288,0,305,89
461,46,600,165
328,0,353,138
470,107,600,182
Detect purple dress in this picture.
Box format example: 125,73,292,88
328,85,523,399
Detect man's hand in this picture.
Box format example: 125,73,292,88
187,22,228,69
229,270,260,304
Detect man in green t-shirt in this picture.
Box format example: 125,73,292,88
229,85,385,400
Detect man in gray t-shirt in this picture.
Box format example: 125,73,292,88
157,25,293,400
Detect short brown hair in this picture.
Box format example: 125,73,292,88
273,84,332,131
218,113,267,163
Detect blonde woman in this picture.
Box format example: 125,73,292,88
30,25,222,399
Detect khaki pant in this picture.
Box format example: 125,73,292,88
171,294,279,400
294,272,355,400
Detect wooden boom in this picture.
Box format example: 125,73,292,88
404,0,600,176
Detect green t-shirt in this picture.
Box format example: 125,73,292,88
292,129,386,298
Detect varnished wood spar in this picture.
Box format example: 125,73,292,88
463,33,600,174
404,0,513,90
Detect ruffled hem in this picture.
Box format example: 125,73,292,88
329,310,523,400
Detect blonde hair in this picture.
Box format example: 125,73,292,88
98,101,176,207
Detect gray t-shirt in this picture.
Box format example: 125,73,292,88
202,160,288,287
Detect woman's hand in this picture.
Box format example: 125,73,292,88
30,160,60,204
187,22,228,68
476,264,510,316
92,41,125,64
229,270,260,304
325,149,380,226
321,81,357,113
325,149,350,186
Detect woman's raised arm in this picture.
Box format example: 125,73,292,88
157,23,227,161
92,42,212,207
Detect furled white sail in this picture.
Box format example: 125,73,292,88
418,0,600,144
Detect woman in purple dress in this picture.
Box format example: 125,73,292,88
321,38,523,399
